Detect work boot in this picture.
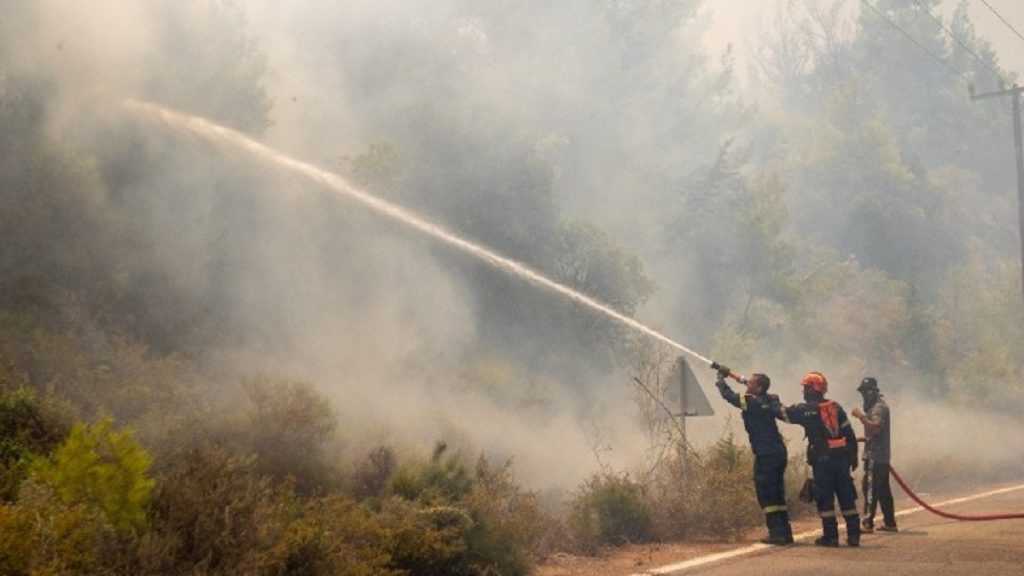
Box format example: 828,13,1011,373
820,516,840,542
781,511,794,544
814,536,839,547
760,512,792,546
861,519,874,534
760,535,791,546
844,514,861,547
877,524,898,532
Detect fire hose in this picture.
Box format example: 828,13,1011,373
883,448,1024,521
711,361,1024,522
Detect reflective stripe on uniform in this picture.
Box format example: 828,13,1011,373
740,395,748,411
826,437,847,449
763,505,787,513
841,509,858,516
819,509,837,518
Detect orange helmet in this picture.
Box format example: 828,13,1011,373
801,371,828,393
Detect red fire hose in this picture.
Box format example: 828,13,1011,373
853,436,1024,521
887,465,1024,521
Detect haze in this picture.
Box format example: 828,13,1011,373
3,0,1023,492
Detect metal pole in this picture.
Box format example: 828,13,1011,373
1013,86,1024,304
971,84,1024,305
677,356,688,463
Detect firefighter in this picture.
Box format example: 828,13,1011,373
779,371,861,547
714,366,793,545
851,377,897,533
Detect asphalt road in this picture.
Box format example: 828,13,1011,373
634,484,1024,576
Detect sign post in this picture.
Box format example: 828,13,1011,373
675,356,715,461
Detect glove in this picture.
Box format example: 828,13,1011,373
715,364,731,379
715,376,728,389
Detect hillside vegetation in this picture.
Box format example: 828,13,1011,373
2,0,1023,573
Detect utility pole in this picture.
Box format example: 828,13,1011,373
971,84,1024,304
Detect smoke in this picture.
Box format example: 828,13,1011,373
5,0,1024,495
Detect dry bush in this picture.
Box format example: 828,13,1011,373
350,445,398,501
645,432,761,541
0,480,121,576
644,437,817,543
139,442,279,574
139,441,406,575
376,497,473,576
462,456,545,575
381,445,545,576
258,495,397,576
241,375,341,494
568,473,652,553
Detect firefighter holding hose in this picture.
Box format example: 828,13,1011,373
851,377,898,533
779,372,862,547
712,364,794,545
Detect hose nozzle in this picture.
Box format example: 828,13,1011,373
710,361,747,384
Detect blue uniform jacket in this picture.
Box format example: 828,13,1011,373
780,399,858,465
716,379,787,456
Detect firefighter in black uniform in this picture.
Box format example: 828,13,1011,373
779,371,861,547
714,366,793,545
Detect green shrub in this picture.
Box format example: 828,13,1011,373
32,418,154,533
0,387,72,502
568,472,651,553
389,442,473,505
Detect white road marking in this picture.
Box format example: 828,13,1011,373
630,482,1024,575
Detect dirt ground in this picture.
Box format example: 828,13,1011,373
534,540,738,576
531,483,998,576
533,516,826,576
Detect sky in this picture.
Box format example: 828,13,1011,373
703,0,1024,90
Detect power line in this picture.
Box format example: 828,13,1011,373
861,0,1013,121
860,0,961,76
911,0,1002,79
978,0,1024,45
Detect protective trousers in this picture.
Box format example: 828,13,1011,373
812,457,860,543
754,452,792,542
862,459,896,528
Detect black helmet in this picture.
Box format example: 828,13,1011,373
857,377,879,393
